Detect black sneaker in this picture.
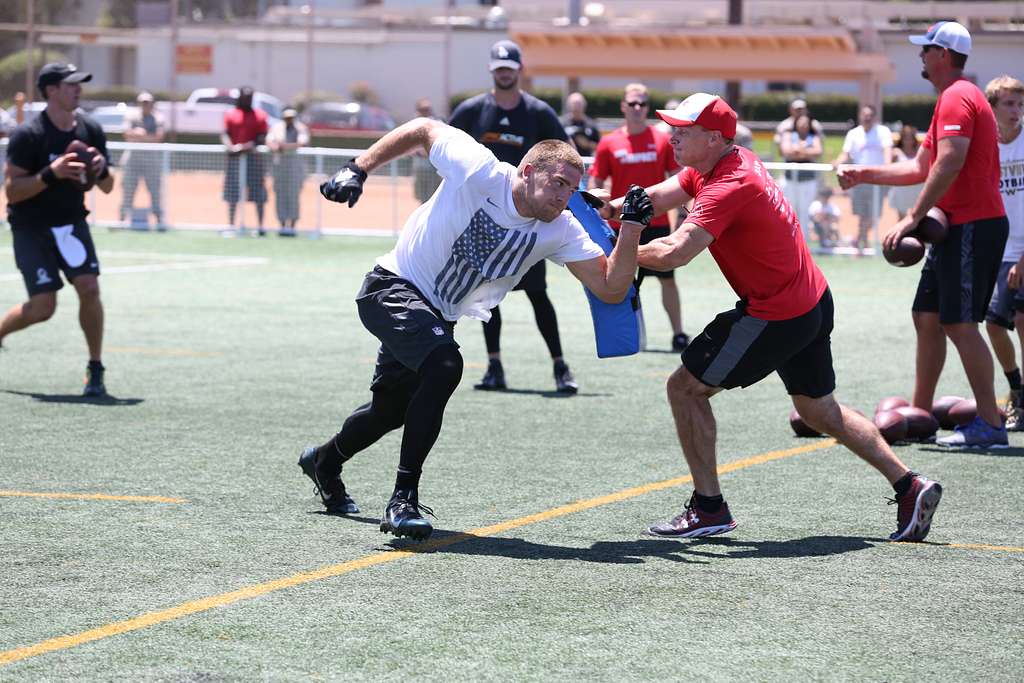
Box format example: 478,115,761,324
83,362,107,397
380,488,434,540
297,447,359,514
474,359,507,391
671,332,690,352
554,360,578,395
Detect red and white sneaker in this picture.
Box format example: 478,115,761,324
889,474,942,542
647,495,737,539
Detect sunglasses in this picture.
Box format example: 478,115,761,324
921,44,945,53
624,100,649,109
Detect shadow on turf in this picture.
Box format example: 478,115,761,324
3,390,144,406
387,531,879,563
489,388,611,399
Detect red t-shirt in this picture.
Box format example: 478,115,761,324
677,147,828,320
224,107,269,145
921,78,1004,224
589,126,678,228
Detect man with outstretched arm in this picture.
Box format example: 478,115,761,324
304,116,650,541
598,93,942,542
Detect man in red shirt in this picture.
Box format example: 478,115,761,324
589,83,688,350
599,94,942,541
838,22,1009,448
221,86,269,235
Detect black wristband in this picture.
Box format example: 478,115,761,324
40,166,57,186
97,166,110,181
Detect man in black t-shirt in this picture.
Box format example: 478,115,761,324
449,40,579,395
560,92,602,157
1,63,114,396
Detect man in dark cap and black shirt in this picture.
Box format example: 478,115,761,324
1,63,114,396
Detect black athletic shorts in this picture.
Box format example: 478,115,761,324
683,288,836,398
12,221,100,296
912,216,1008,324
638,225,675,279
985,261,1024,330
356,266,458,392
223,153,267,204
512,260,546,292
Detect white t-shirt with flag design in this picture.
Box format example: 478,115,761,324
376,126,603,322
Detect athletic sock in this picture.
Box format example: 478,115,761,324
1006,368,1021,392
394,467,421,493
693,492,724,513
893,471,916,498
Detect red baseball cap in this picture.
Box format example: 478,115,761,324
656,93,737,140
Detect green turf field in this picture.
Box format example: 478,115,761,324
1,229,1021,680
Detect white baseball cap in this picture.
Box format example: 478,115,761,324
909,21,972,56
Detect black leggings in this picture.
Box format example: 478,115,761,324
482,289,562,358
317,344,464,483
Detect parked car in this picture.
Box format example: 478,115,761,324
301,102,395,134
4,101,48,125
90,103,138,135
154,88,284,135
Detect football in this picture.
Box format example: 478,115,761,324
932,395,967,430
883,235,925,267
948,399,978,427
789,409,821,437
894,405,939,440
874,409,909,444
65,139,101,190
875,396,910,415
911,207,949,244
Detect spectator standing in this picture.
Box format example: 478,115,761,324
774,98,824,158
1,63,114,396
267,107,309,236
838,22,1009,447
589,82,688,350
887,124,925,220
982,75,1024,429
449,39,579,394
834,105,892,253
779,112,823,243
119,91,166,229
560,92,601,157
222,86,268,236
411,98,443,204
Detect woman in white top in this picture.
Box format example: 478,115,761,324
779,113,823,242
267,108,310,235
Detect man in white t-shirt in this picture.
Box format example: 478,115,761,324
983,75,1024,428
298,117,651,540
834,105,892,253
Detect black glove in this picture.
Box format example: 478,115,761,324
619,184,654,227
577,190,605,210
320,160,368,207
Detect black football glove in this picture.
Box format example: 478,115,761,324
577,190,605,211
619,184,654,227
320,160,368,207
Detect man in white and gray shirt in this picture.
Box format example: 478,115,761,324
119,91,166,227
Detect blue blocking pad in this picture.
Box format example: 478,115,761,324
567,192,641,358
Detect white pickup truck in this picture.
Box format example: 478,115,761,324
155,88,284,135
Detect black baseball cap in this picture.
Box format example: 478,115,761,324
37,63,93,91
489,40,522,71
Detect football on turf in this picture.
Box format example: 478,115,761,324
65,139,100,190
789,409,822,437
874,409,909,444
948,399,978,427
932,395,967,430
894,406,939,440
875,396,910,415
883,236,925,267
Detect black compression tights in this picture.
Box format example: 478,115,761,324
316,345,464,487
482,289,562,358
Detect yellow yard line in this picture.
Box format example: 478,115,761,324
0,438,859,667
0,491,187,504
944,542,1024,553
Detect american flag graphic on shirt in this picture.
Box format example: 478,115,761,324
434,208,538,307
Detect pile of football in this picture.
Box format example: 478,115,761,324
788,394,978,444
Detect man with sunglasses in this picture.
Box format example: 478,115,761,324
589,83,687,351
838,21,1009,448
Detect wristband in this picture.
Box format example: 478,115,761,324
97,166,110,181
40,166,58,187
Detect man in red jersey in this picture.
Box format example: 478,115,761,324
599,94,942,541
589,83,688,350
222,86,269,235
839,22,1009,448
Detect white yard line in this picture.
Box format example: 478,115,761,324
0,255,268,282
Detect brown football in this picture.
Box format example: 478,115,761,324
894,406,939,440
65,139,100,190
789,409,822,438
883,236,925,267
874,409,909,444
932,395,967,430
911,207,949,244
875,396,910,415
948,399,977,428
